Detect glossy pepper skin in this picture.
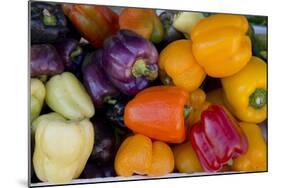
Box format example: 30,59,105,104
31,2,69,44
31,44,64,77
63,4,119,48
102,30,159,95
114,134,174,177
191,14,252,77
46,72,95,120
190,105,248,172
124,86,190,143
221,56,267,123
82,50,119,108
32,113,94,183
159,40,206,92
119,8,164,43
232,122,267,172
31,79,46,122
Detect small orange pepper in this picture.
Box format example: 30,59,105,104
114,134,174,177
124,86,190,143
187,89,210,126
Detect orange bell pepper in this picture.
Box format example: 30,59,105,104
191,14,252,77
124,86,190,143
158,40,206,92
119,8,164,43
114,134,174,176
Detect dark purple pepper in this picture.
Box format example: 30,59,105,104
90,118,116,163
102,29,159,95
54,38,85,79
83,50,119,108
31,2,70,44
30,44,64,77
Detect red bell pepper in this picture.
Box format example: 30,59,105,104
63,4,119,48
190,105,248,172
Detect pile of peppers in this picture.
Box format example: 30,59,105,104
30,2,268,185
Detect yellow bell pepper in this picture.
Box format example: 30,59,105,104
173,142,203,173
158,40,206,92
221,56,267,123
232,122,267,172
191,14,252,77
32,113,94,183
31,78,46,122
46,72,95,120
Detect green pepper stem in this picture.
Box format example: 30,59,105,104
249,88,267,109
184,106,192,119
42,9,57,26
131,59,158,80
70,46,82,59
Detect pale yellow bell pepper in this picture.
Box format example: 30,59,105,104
46,72,95,120
32,112,94,183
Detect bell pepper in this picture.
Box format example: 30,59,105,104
173,142,203,173
159,40,206,92
124,86,190,143
187,89,210,127
232,122,267,172
32,112,94,183
114,134,174,177
63,4,119,48
190,105,248,172
191,14,252,77
119,8,164,43
82,50,120,108
173,12,204,36
102,30,159,95
54,38,86,79
31,78,46,122
89,118,116,163
221,56,267,123
31,2,70,44
46,72,95,120
31,44,64,77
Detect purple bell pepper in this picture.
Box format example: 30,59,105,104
54,38,85,79
83,50,119,108
102,29,159,95
30,44,64,77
